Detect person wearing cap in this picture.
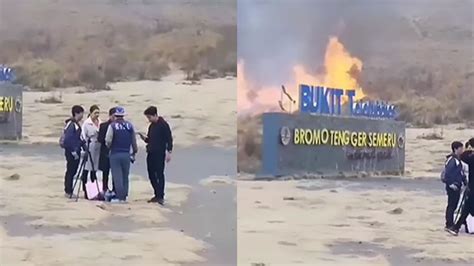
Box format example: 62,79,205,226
105,106,138,203
98,107,116,193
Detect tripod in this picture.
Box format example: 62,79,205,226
454,187,470,229
69,141,102,202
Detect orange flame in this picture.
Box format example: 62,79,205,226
238,36,366,114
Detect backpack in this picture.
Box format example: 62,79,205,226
441,156,453,183
59,121,72,149
440,169,446,183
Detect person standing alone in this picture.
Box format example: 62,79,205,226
139,106,173,205
105,107,138,203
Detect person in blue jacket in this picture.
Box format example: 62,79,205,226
105,107,138,203
447,138,474,236
444,141,467,231
63,105,85,197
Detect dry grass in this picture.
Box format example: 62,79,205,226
0,0,236,91
35,92,63,104
237,115,262,173
416,129,444,140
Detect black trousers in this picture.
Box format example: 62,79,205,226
81,170,97,183
102,166,111,192
81,170,97,198
454,190,473,230
64,151,80,194
446,186,461,228
147,152,166,199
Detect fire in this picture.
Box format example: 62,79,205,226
238,36,366,114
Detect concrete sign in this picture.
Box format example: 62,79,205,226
262,112,406,177
0,83,23,140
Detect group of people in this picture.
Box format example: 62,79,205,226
444,139,474,236
61,105,173,205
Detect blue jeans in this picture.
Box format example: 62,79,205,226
110,152,131,200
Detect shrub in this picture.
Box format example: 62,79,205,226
459,101,474,121
78,65,107,91
143,60,170,81
14,59,64,91
237,115,263,173
36,92,63,104
417,129,444,140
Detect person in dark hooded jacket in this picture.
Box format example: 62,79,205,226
444,141,466,231
447,138,474,236
63,105,85,197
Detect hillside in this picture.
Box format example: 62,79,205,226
0,0,236,90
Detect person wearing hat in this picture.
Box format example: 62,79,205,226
105,106,138,203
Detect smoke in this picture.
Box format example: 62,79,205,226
238,0,473,89
239,0,387,86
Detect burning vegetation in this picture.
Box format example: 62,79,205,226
238,37,366,114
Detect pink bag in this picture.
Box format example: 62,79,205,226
85,180,103,200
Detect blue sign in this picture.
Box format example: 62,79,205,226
299,84,397,119
0,65,15,82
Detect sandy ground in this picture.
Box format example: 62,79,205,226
0,153,205,265
1,75,237,265
405,126,474,178
22,74,236,148
237,126,474,265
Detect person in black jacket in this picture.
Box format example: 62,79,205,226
98,107,116,192
447,138,474,236
444,141,467,232
139,106,173,205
